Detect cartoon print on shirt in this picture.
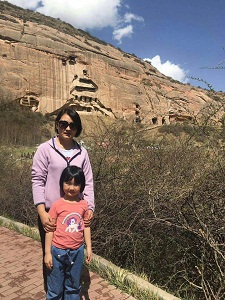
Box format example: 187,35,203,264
65,218,79,232
62,212,83,233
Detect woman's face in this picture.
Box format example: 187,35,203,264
56,113,77,141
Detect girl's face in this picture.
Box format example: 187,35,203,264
56,113,77,141
63,178,81,200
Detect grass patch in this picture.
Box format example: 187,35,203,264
0,216,40,241
86,255,165,300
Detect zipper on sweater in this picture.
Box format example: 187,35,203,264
50,137,81,166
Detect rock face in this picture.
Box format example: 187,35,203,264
0,2,224,124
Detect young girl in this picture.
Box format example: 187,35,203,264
44,166,92,300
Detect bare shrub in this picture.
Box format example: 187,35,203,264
88,120,225,300
0,100,51,146
0,97,52,226
1,109,225,299
0,149,37,226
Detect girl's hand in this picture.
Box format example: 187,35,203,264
40,211,56,232
44,253,53,270
84,210,93,227
86,247,92,264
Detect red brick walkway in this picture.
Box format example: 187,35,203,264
0,227,136,300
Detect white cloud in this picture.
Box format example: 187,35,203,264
37,0,121,30
124,13,144,23
113,25,133,44
3,0,40,9
144,55,188,83
3,0,144,43
113,12,143,43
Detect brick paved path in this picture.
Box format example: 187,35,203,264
0,227,136,300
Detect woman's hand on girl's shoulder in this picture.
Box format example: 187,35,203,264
84,209,93,227
41,212,56,232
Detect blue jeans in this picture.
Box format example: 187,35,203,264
46,244,84,300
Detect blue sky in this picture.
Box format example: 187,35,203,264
3,0,225,91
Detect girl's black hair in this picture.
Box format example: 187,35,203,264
55,108,82,137
60,166,85,194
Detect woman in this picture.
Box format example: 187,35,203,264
32,108,94,291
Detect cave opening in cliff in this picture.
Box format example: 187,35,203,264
152,117,157,125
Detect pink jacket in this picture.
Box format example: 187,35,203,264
32,137,95,211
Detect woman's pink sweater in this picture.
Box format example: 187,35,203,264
32,137,95,211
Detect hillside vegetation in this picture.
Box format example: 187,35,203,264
1,97,225,300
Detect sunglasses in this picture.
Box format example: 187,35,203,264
58,120,77,130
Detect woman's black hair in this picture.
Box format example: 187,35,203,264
60,166,85,194
55,108,82,137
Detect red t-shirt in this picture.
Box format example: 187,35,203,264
49,198,88,250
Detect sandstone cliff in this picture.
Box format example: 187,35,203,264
0,1,224,125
